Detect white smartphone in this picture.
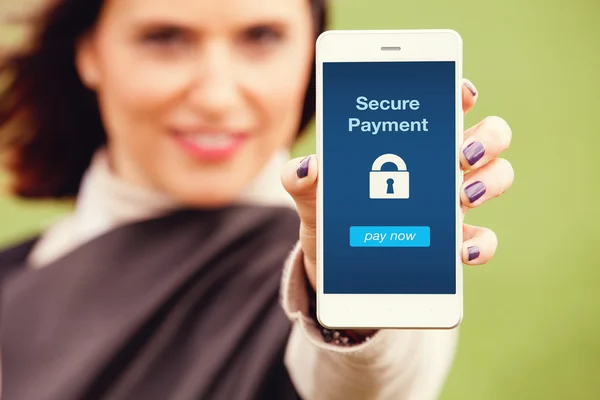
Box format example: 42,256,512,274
315,30,464,329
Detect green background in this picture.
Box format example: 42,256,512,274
1,0,599,399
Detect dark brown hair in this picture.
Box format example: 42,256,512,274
0,0,327,199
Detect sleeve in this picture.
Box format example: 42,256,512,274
280,242,460,400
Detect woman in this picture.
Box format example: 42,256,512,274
0,0,514,399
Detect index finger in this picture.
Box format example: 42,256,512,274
462,78,478,115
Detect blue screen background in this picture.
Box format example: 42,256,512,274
322,61,457,294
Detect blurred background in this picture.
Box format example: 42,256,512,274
1,0,598,399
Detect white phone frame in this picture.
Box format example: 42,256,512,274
315,29,464,329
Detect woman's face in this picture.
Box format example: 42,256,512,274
76,0,315,206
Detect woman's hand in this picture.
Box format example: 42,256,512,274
282,78,514,294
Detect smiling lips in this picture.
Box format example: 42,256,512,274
172,129,249,161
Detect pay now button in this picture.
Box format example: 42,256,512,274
349,226,430,247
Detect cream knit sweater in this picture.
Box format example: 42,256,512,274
16,148,459,400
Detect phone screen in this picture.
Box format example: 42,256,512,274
322,60,458,295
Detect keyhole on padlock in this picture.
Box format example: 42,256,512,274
386,178,395,194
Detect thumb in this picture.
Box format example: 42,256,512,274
281,155,318,286
282,155,318,230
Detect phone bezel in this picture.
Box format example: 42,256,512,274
315,29,464,329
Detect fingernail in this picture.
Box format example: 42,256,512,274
463,141,485,166
296,156,311,178
467,245,480,261
463,79,478,96
465,181,486,203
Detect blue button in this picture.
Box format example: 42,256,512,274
349,226,430,247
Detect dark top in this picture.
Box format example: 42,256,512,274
0,205,302,400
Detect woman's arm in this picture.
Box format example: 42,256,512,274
280,242,459,400
280,79,514,399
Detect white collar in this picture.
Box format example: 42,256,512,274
28,147,296,267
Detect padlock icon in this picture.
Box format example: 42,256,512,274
369,154,410,199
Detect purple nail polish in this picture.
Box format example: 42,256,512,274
467,246,480,261
463,79,477,96
465,181,486,203
296,156,311,178
463,141,485,166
